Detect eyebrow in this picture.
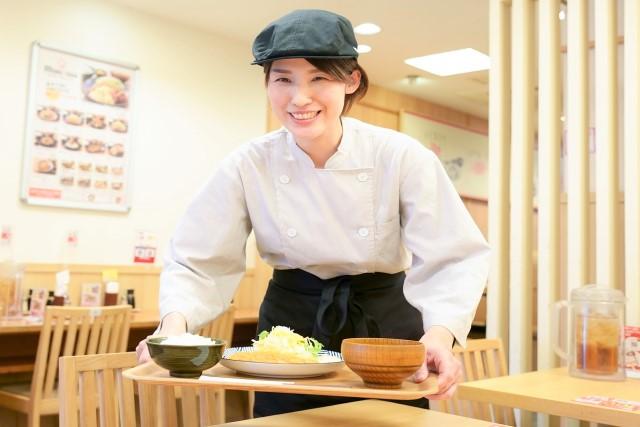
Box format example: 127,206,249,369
270,68,292,74
270,68,324,75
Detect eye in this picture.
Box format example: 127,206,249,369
272,77,291,83
312,75,329,82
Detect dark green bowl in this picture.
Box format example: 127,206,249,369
147,337,226,378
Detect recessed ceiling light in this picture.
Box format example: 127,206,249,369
354,23,381,35
357,44,372,54
405,48,490,76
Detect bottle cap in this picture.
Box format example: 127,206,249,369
106,281,119,293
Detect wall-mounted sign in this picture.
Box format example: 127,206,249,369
21,42,138,212
133,231,157,264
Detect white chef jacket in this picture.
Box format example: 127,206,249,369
159,117,490,346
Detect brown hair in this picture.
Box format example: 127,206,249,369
263,58,369,115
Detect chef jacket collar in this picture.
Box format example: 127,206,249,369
284,118,354,168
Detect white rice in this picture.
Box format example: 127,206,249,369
160,333,215,346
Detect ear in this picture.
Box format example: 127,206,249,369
345,69,362,95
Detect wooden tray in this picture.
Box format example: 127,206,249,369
124,362,438,400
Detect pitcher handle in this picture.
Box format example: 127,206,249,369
553,300,569,360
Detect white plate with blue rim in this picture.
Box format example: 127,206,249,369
219,347,344,378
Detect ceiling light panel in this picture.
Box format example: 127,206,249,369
405,48,490,76
354,23,381,35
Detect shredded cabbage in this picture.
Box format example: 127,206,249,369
251,326,323,362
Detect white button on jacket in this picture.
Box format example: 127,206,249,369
160,118,490,346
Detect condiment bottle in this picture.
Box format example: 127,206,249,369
126,289,135,308
53,270,69,306
104,281,119,306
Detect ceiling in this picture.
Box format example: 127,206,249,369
107,0,490,119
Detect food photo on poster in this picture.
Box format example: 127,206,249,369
20,42,137,212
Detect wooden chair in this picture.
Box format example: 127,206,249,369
137,382,226,427
430,338,515,426
0,305,132,427
134,305,240,426
58,352,137,427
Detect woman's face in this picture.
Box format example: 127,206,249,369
266,58,360,146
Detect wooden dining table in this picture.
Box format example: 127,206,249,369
216,399,509,427
0,308,259,375
457,367,640,426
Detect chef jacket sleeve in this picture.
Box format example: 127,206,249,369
400,141,490,347
159,152,251,332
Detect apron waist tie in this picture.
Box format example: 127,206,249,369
313,275,381,347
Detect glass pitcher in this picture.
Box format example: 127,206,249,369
554,285,625,381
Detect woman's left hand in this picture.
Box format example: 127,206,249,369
412,326,462,400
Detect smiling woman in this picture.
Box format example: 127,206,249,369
140,8,489,421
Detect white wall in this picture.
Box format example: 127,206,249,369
0,0,266,265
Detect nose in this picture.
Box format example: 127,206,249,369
291,83,312,107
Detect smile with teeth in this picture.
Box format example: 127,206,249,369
290,111,320,120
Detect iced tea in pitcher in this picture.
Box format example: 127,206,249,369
565,285,625,381
575,314,621,375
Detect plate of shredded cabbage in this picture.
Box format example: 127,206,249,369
219,326,344,378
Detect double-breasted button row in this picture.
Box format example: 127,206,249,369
279,173,369,185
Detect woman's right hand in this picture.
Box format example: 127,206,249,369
135,312,188,363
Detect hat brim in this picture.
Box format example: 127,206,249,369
252,53,358,65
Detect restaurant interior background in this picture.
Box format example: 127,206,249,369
0,0,491,327
1,0,639,426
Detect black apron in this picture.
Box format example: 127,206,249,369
253,268,428,418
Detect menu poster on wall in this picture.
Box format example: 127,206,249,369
20,42,138,212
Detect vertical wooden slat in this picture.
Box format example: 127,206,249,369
487,0,512,355
594,0,620,290
116,370,137,427
98,315,113,354
58,356,79,427
80,371,98,427
566,0,590,293
86,314,102,354
139,383,158,427
509,0,534,380
75,315,91,355
180,387,198,427
44,315,65,398
625,0,640,325
63,320,78,357
98,368,117,427
159,385,178,427
537,0,562,374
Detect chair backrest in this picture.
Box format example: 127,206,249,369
430,338,515,426
198,304,235,346
137,382,220,427
31,305,132,402
58,352,137,427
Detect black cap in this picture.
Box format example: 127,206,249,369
252,9,359,65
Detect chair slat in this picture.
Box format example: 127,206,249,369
98,368,117,427
159,385,179,427
43,315,66,398
180,387,198,427
86,314,103,354
98,315,114,354
80,371,98,427
58,356,79,427
138,382,158,427
63,321,79,357
76,315,91,355
116,370,137,427
437,339,516,424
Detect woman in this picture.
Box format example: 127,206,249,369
137,9,490,417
